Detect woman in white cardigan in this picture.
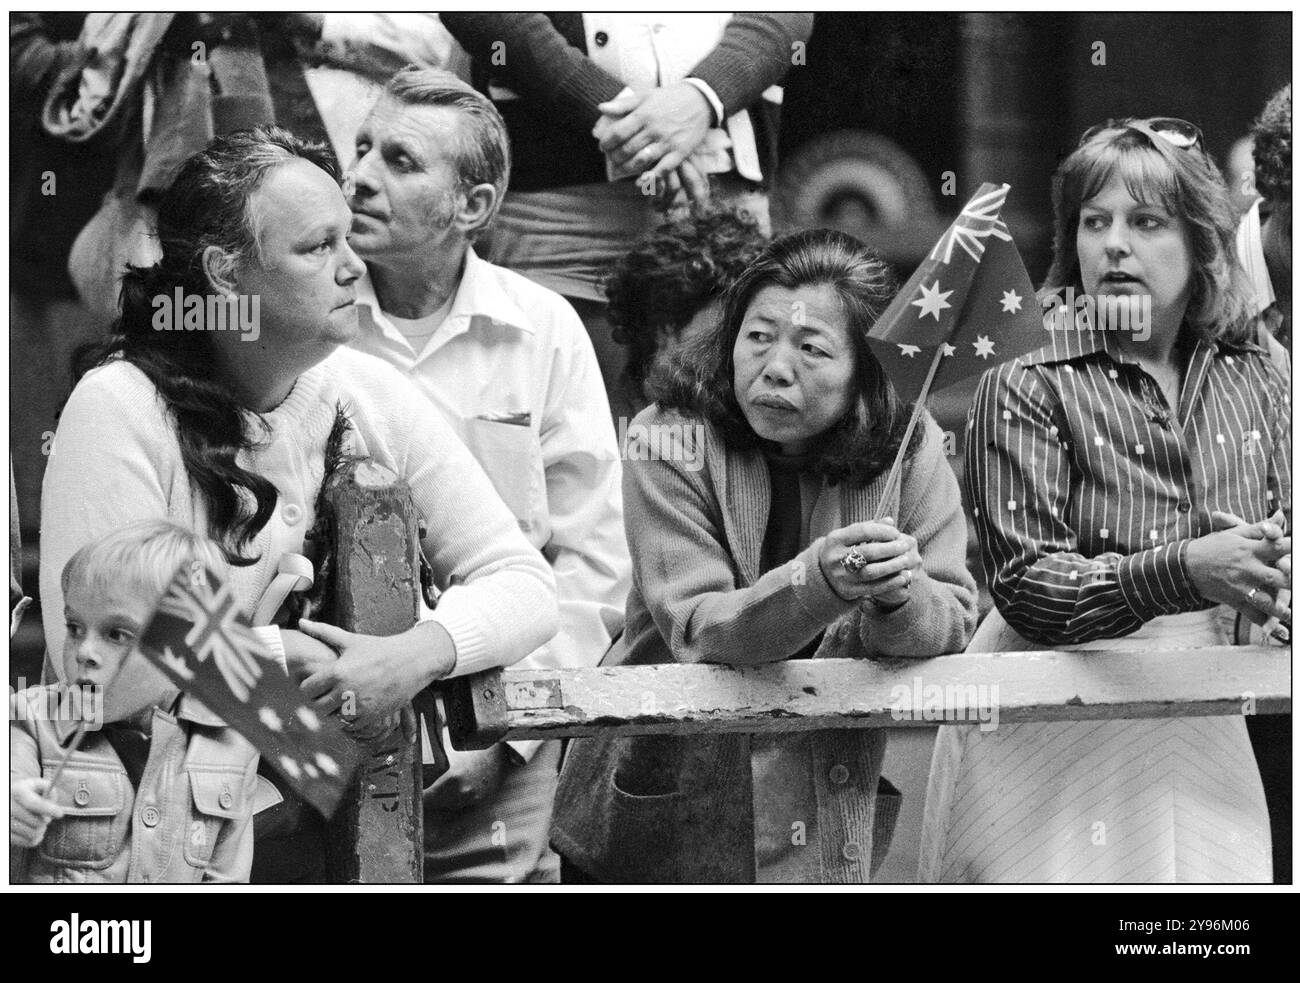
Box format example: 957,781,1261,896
39,126,558,879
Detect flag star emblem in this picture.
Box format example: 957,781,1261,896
315,753,341,777
259,707,284,732
279,755,302,780
973,335,997,359
941,343,957,357
911,280,953,321
1000,290,1023,314
897,344,921,358
296,707,322,732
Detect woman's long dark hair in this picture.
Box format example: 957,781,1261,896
73,125,340,564
650,228,920,486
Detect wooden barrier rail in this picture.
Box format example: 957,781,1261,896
446,645,1290,747
330,457,1290,882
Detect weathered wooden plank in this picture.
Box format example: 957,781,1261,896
323,460,424,884
447,646,1289,745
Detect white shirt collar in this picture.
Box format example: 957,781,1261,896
356,247,536,363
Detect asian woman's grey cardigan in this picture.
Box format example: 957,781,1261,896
550,404,977,882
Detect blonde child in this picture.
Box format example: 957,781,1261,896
10,520,258,882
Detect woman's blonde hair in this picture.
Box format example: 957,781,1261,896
1043,121,1255,345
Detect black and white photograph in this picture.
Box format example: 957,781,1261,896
5,4,1293,944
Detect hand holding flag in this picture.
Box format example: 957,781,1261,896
137,562,363,817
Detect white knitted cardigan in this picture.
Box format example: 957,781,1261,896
40,347,558,679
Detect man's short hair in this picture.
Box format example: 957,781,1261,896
1253,84,1291,202
384,68,511,234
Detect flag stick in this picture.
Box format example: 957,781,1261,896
44,721,90,795
43,669,128,801
871,344,947,523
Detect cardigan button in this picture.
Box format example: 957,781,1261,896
141,805,161,828
282,503,302,525
219,786,234,810
842,841,862,863
73,783,91,807
829,764,850,785
594,31,609,47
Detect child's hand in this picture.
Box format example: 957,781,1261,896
11,777,65,848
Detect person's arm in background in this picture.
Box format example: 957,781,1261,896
688,12,814,120
276,13,467,81
440,13,624,128
837,415,976,659
10,13,84,105
597,13,813,181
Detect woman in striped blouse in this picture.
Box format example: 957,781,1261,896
920,118,1291,883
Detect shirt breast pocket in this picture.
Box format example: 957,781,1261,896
460,417,546,541
184,768,249,869
39,766,129,870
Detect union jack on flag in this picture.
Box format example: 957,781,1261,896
139,561,362,816
866,182,1052,406
930,183,1014,265
158,579,262,701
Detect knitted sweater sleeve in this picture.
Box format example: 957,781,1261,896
440,13,624,128
689,12,814,116
39,363,180,676
360,361,560,677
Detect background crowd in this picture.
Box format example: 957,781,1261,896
7,12,1292,885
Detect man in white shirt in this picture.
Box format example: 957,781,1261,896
344,68,631,883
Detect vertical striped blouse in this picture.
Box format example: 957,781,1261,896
965,326,1291,645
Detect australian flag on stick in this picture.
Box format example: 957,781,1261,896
866,182,1046,404
863,183,1050,521
138,562,362,817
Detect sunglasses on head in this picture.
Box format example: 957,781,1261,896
1078,117,1206,154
